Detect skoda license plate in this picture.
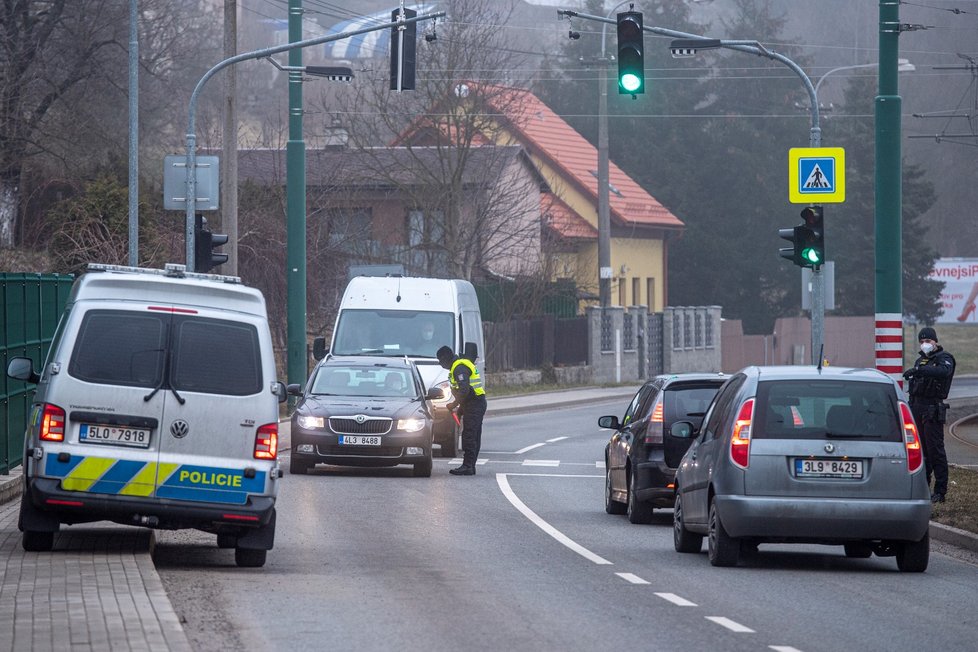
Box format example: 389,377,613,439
795,458,863,479
339,435,381,446
79,424,151,448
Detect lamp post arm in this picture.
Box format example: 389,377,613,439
183,10,445,268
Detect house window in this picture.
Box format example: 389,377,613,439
618,279,626,306
646,277,655,311
632,277,641,306
327,208,373,254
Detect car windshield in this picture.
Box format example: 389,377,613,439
331,310,454,357
754,379,901,441
310,366,414,398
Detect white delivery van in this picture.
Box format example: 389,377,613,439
5,263,285,567
315,275,485,457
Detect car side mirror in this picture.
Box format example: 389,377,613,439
312,337,328,361
286,383,304,397
7,357,40,384
670,421,695,439
272,381,288,403
426,387,443,400
598,415,620,430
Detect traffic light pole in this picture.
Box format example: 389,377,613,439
558,9,826,363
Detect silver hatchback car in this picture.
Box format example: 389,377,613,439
672,366,932,571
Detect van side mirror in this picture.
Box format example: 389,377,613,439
7,357,40,384
312,337,328,361
272,381,288,403
463,341,478,362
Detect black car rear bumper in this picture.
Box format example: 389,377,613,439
633,460,678,507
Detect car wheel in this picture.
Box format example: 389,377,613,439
708,497,740,567
438,421,460,458
217,533,237,549
626,469,654,524
896,532,929,572
843,542,873,559
604,465,626,515
290,455,310,475
22,529,54,552
413,451,433,477
673,493,703,553
235,547,267,568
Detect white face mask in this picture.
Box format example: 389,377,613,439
920,343,935,355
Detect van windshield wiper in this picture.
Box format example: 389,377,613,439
143,336,185,404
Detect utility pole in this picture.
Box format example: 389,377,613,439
286,0,306,390
222,0,239,275
874,0,904,385
128,0,138,266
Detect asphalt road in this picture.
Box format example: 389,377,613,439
154,397,978,652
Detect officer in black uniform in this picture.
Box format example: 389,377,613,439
437,345,487,476
903,327,956,503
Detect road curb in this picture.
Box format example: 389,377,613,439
930,521,978,553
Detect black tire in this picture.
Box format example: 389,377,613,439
438,422,459,458
604,465,626,515
413,452,433,477
673,493,703,553
708,497,740,567
626,469,654,524
217,534,237,549
290,455,310,475
844,542,873,559
235,547,267,568
896,532,929,572
22,529,54,552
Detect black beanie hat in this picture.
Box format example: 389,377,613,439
436,345,454,362
918,327,938,342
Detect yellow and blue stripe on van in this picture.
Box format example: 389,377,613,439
44,455,266,504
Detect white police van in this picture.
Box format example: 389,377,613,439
6,264,285,567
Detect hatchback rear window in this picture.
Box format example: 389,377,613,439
754,380,901,441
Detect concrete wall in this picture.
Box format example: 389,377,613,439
663,306,723,373
721,315,875,372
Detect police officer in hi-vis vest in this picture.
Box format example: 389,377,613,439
903,327,956,503
437,345,487,476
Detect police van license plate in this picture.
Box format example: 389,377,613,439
79,423,151,448
795,458,863,479
339,435,381,446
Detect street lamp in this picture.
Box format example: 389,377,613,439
813,58,914,100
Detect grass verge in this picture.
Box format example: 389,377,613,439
931,466,978,535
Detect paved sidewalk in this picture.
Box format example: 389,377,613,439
0,384,975,651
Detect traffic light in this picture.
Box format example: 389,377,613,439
390,7,417,91
779,206,825,268
194,214,228,274
799,206,825,267
616,11,644,95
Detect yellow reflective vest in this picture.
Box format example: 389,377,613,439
449,358,485,396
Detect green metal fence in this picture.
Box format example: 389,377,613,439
1,273,74,474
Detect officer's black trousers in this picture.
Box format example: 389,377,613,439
460,394,487,468
911,401,948,495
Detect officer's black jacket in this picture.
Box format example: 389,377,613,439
907,346,955,401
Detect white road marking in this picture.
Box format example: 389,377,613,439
595,461,605,469
521,460,560,467
655,592,697,606
769,647,804,652
514,443,546,454
615,573,649,584
496,473,612,565
546,436,568,443
706,616,755,633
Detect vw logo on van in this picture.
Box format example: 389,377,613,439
170,420,190,439
355,414,367,424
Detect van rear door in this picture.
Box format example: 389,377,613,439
155,308,275,505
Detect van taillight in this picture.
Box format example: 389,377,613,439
729,399,754,469
40,404,66,442
643,402,664,444
899,402,923,473
254,423,278,460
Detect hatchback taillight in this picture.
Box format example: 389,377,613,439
39,404,66,442
899,402,923,473
643,402,664,444
729,399,754,469
254,423,278,460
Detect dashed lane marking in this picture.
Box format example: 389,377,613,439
707,616,755,633
615,573,650,584
546,437,568,443
769,647,804,652
521,460,560,467
655,592,697,606
514,443,546,454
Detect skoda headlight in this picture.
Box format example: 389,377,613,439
296,415,325,429
397,417,426,432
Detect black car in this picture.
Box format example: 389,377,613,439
288,356,439,477
601,373,728,523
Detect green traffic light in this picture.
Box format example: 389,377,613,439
801,247,823,265
620,73,642,92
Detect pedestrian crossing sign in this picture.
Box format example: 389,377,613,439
789,147,845,203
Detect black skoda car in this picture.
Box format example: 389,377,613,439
288,356,439,477
601,373,728,523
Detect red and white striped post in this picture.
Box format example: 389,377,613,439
875,313,904,387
